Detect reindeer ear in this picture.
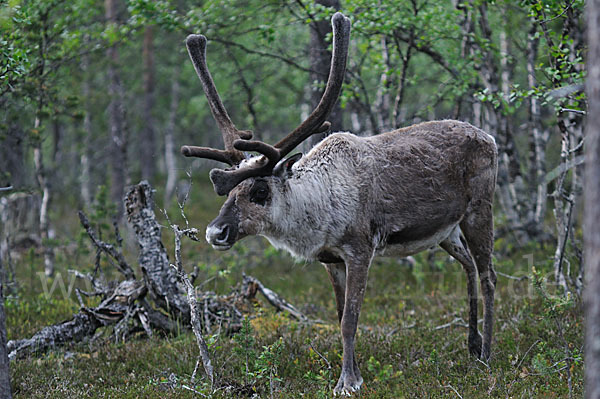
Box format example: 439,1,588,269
273,153,302,178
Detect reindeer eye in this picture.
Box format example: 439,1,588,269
250,181,269,205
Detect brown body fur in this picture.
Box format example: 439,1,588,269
206,120,498,395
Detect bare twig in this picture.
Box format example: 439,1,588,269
516,339,542,371
75,288,85,308
167,217,214,388
242,274,308,322
542,155,585,186
559,108,586,115
181,384,208,397
497,271,529,281
386,322,416,337
554,316,574,398
68,269,106,293
476,357,491,371
541,0,577,23
434,317,469,330
506,339,542,395
78,211,135,280
179,171,193,228
309,340,331,370
209,37,313,74
441,383,463,399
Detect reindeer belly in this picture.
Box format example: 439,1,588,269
377,222,458,258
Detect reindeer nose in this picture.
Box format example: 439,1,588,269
216,225,229,242
206,224,231,248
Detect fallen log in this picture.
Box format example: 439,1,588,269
7,280,146,359
6,181,307,360
125,181,190,322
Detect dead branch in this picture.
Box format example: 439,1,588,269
78,211,135,280
441,383,464,399
434,317,469,330
496,271,529,281
7,181,308,360
242,274,308,322
7,313,101,360
168,220,214,387
124,181,190,321
7,280,146,359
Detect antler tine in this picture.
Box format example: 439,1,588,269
274,12,350,157
230,121,331,164
182,34,251,165
209,122,332,195
197,13,350,196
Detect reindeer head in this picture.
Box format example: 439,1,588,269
180,13,351,250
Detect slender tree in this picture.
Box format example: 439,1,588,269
32,8,55,277
309,0,342,146
105,0,128,215
585,1,600,397
80,50,93,207
164,65,180,205
0,249,12,398
0,124,25,190
141,26,156,181
33,114,54,277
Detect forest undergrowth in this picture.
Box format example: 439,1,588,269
4,179,584,398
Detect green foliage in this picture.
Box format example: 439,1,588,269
230,316,284,394
1,0,102,105
366,355,399,383
232,317,256,384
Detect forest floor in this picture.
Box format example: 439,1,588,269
4,178,584,398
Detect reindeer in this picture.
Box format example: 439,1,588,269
181,13,497,395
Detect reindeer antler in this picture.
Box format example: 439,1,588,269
183,12,351,195
180,34,252,165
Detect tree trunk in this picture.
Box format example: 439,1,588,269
453,0,474,123
33,116,55,277
374,37,391,130
526,23,548,229
164,66,180,206
141,26,156,182
309,0,342,147
392,43,413,129
476,3,527,244
105,0,128,216
0,247,12,398
80,51,93,207
0,124,25,190
552,126,574,293
585,1,600,398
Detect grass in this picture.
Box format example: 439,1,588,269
4,178,584,398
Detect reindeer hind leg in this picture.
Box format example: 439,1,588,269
440,226,482,358
460,172,496,361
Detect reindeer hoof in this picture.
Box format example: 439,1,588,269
333,371,363,396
